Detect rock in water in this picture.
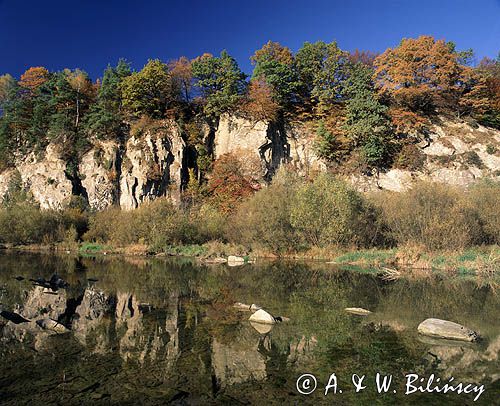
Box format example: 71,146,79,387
227,256,245,266
417,318,478,342
345,307,372,316
249,309,276,325
250,321,274,334
36,318,70,334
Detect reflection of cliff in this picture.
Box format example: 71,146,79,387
0,284,181,370
211,325,267,388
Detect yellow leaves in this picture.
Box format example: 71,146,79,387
250,40,294,66
19,66,49,91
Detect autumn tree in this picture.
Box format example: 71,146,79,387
191,51,246,117
464,55,500,128
19,67,50,92
241,79,279,121
374,36,470,113
121,59,177,119
169,56,193,103
0,74,17,106
207,153,259,213
251,41,299,107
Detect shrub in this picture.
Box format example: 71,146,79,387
228,168,301,254
373,182,483,250
0,203,60,244
290,173,377,247
394,144,426,171
466,180,500,244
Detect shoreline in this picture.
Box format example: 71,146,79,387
1,242,498,279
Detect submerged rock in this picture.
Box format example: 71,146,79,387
249,309,276,325
345,307,372,316
233,302,262,312
417,318,479,342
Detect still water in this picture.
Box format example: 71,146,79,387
0,252,498,405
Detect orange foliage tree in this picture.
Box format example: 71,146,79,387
241,79,279,121
19,67,50,91
207,153,260,213
169,56,193,102
374,36,470,113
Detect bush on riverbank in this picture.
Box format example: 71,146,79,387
1,172,498,260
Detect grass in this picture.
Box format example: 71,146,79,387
330,249,396,266
79,242,109,254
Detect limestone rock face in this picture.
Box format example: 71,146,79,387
213,114,325,179
287,122,327,176
0,169,16,202
79,141,120,210
16,144,73,209
418,318,479,342
119,120,185,209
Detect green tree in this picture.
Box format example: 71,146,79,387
290,173,373,247
343,63,393,169
295,41,350,110
192,50,246,117
251,41,300,107
120,59,176,118
85,59,131,137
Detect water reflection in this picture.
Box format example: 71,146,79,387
0,252,498,404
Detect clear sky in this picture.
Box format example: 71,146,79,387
1,0,499,80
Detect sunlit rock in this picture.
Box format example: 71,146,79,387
418,318,478,342
249,309,276,325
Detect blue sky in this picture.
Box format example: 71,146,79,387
1,0,499,79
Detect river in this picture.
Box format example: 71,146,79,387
0,252,498,404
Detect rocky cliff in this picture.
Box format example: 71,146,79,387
0,115,498,209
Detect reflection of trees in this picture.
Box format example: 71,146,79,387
0,253,499,404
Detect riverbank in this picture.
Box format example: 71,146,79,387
2,241,498,278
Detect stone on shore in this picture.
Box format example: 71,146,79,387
417,318,478,342
249,309,276,325
227,256,246,266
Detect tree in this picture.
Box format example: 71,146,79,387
207,153,259,213
85,59,131,137
192,50,246,117
0,74,16,106
374,36,470,113
169,56,193,103
294,41,351,111
65,69,95,129
121,59,176,118
19,67,50,92
464,55,500,128
251,41,299,107
343,63,393,169
241,79,279,121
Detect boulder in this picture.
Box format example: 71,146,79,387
250,321,274,334
249,309,276,325
227,256,246,266
36,318,70,334
417,318,478,342
345,307,372,316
